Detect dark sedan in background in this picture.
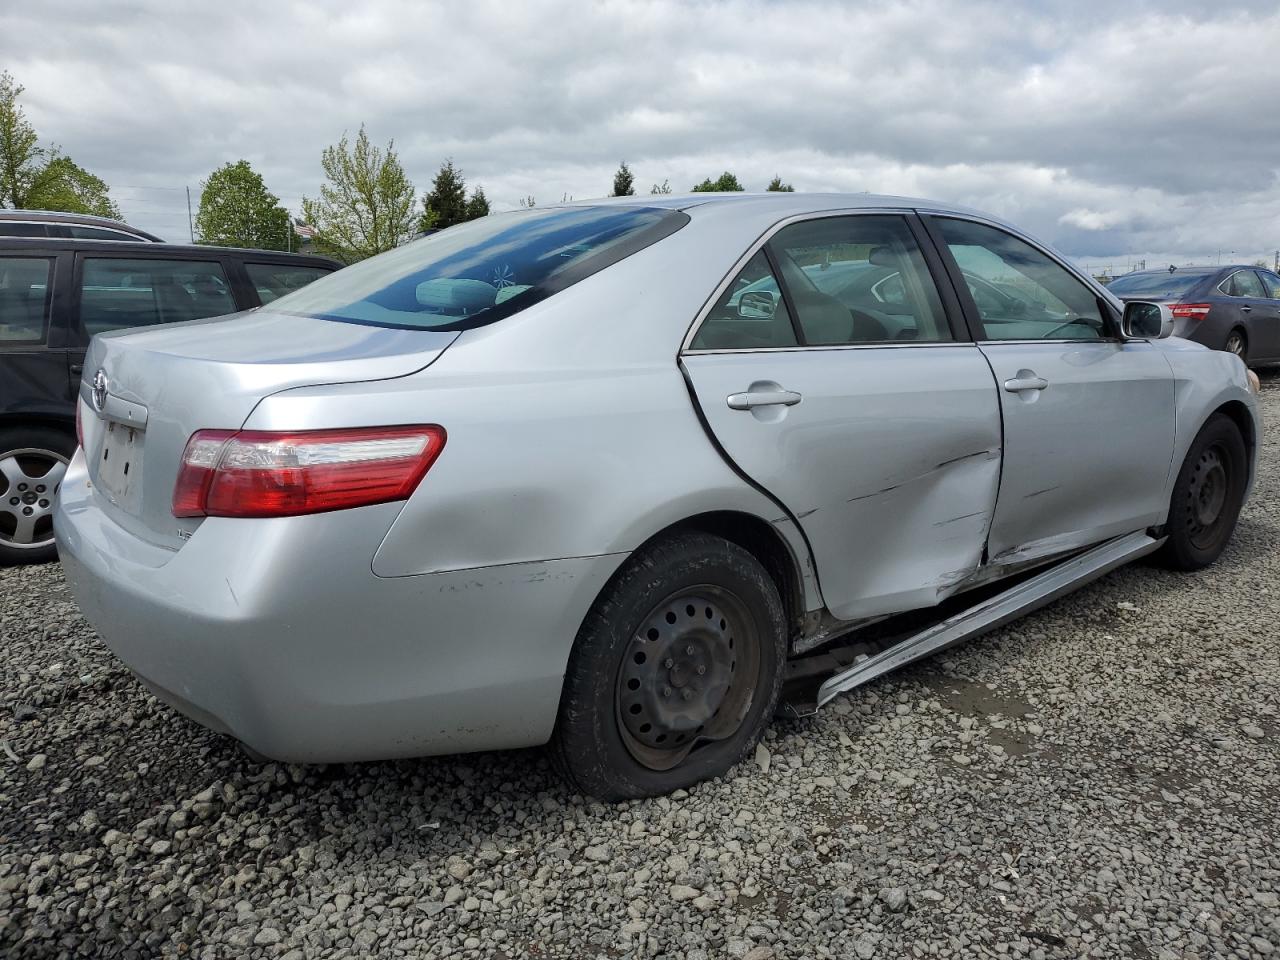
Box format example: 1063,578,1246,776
1108,265,1280,366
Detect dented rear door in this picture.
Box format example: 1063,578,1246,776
682,344,1001,619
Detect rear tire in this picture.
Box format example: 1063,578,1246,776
1224,329,1248,365
0,426,75,566
1154,414,1247,571
550,532,786,800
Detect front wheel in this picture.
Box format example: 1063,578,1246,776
1154,414,1248,571
1224,329,1248,365
550,532,786,800
0,426,75,565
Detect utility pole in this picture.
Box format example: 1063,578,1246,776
185,186,194,243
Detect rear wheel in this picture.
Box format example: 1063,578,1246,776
1154,414,1247,571
1224,329,1248,364
550,532,786,800
0,426,74,565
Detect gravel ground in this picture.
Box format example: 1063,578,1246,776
2,378,1278,960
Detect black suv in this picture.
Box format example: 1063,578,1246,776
0,239,339,563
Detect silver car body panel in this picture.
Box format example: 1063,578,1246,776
55,192,1261,761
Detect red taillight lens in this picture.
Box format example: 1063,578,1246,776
172,426,445,519
1170,302,1211,321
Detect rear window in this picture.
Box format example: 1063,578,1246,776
245,262,332,304
79,258,234,335
1107,271,1208,298
268,205,687,331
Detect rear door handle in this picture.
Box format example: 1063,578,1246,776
727,389,803,410
1003,375,1049,393
1241,305,1253,313
70,363,83,375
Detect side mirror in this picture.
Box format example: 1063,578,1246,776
738,290,777,320
1122,301,1174,339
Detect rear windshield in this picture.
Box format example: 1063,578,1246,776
1106,271,1208,298
269,205,687,330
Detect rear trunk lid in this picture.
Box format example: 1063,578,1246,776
79,310,457,549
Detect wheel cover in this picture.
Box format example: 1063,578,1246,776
615,585,762,772
1185,444,1230,550
0,448,68,550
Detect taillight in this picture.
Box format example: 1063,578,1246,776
1171,302,1211,321
172,425,446,519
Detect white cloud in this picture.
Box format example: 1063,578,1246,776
1,0,1277,265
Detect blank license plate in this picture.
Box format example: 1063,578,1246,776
97,421,144,508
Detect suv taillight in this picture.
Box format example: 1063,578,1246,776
1170,302,1212,321
172,425,446,519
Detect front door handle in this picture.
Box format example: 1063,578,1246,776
1003,375,1049,393
727,388,803,410
1241,305,1253,313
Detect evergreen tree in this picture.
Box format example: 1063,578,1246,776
421,159,470,231
691,172,745,192
612,161,635,197
766,175,795,192
466,186,490,219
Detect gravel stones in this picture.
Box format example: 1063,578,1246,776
2,375,1280,957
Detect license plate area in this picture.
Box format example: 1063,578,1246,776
96,420,144,510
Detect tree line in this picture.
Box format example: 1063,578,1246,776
2,70,797,264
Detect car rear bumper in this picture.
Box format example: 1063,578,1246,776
54,449,626,762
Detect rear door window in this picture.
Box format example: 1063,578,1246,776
79,258,234,336
1260,271,1280,299
0,257,53,343
1221,270,1265,298
244,262,333,304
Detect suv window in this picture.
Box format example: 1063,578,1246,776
0,258,52,342
690,250,798,350
765,215,951,344
0,222,49,238
1260,271,1280,299
1221,269,1265,298
67,226,140,241
935,218,1106,341
270,205,686,331
245,262,333,304
79,258,234,336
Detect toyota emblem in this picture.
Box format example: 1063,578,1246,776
91,369,109,413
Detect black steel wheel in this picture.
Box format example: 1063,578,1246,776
551,531,786,800
0,426,75,565
1155,414,1247,571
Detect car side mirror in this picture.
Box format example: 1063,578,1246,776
738,290,777,320
1121,300,1174,339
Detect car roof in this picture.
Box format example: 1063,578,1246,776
0,208,163,240
0,236,340,266
566,191,996,219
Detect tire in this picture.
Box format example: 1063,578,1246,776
1224,329,1248,365
550,531,787,800
1154,414,1248,571
0,425,75,566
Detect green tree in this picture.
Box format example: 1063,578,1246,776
195,160,291,250
612,161,635,197
650,179,672,195
466,186,490,219
766,175,794,192
519,195,536,208
300,126,416,262
691,171,744,192
0,71,120,217
420,159,469,231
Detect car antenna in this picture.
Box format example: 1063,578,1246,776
1167,264,1177,273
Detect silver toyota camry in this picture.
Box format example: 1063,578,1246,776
55,193,1260,799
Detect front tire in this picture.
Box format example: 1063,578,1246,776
550,532,786,800
1224,329,1248,365
1154,414,1247,571
0,426,75,566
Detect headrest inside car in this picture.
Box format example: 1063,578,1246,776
416,278,498,314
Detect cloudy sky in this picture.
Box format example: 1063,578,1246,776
3,0,1278,270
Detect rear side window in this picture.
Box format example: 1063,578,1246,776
1106,271,1207,298
268,206,687,331
244,263,332,304
0,222,49,238
690,250,799,350
0,258,53,343
1221,270,1265,298
67,226,140,241
79,258,234,336
1261,272,1280,299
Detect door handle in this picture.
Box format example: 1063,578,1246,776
727,389,803,410
1003,375,1048,393
1241,305,1253,313
69,364,83,375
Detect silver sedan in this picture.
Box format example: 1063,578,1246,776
55,194,1260,799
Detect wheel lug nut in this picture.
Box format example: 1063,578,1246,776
682,689,693,701
662,686,672,697
8,497,17,506
39,500,49,508
22,506,33,516
664,658,674,668
685,645,694,655
17,483,27,491
697,665,706,675
36,485,45,493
